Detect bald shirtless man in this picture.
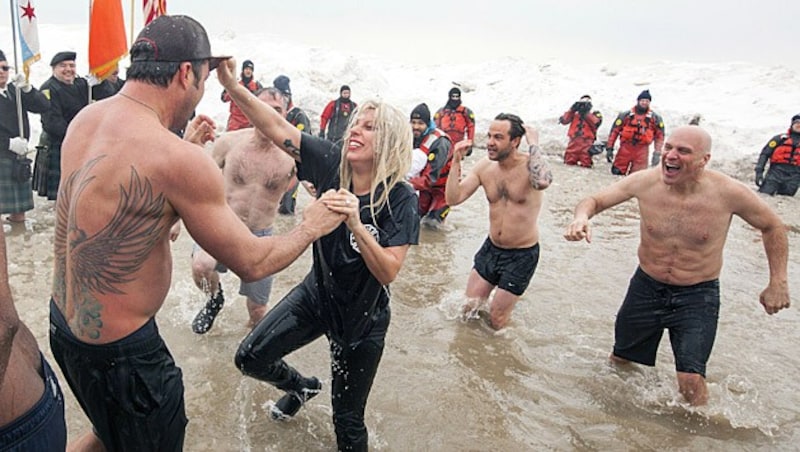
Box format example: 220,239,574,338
565,125,790,406
1,227,66,450
47,16,342,451
446,113,552,330
191,87,298,333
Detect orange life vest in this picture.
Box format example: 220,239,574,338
435,105,474,143
768,133,800,166
618,109,658,145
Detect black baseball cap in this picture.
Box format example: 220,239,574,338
130,15,228,70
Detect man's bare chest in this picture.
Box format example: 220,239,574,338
226,149,293,189
483,167,531,204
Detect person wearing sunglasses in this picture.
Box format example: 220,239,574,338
0,49,49,223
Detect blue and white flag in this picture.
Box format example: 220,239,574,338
16,0,41,79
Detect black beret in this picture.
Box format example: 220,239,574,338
50,51,76,66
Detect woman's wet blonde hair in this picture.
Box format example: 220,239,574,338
339,99,412,220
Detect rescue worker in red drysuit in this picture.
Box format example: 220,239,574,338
605,90,665,175
221,59,263,131
409,103,454,225
434,87,475,155
754,114,800,196
319,85,356,143
559,94,603,167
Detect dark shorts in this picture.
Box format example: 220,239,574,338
473,237,540,296
49,299,187,452
0,354,67,451
613,267,720,377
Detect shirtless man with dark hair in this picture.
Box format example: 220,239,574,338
47,15,342,451
445,113,552,330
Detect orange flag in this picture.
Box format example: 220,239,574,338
89,0,127,81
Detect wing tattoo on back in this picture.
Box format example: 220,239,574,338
57,157,168,339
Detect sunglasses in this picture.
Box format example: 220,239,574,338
0,66,10,72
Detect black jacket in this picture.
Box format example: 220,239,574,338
40,76,92,144
0,83,49,152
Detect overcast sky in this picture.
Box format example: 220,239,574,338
2,0,797,68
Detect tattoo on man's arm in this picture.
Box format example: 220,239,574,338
528,144,553,189
283,139,301,158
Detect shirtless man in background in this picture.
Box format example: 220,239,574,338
191,87,298,333
47,15,342,451
445,113,552,329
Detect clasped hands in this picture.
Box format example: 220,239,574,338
302,188,362,237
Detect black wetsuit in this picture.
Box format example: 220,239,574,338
236,134,419,451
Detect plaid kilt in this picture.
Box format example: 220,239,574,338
0,152,34,214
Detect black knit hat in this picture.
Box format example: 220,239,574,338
50,51,76,67
637,90,652,101
242,59,254,71
0,49,6,62
792,114,800,123
448,87,461,97
130,15,228,70
410,103,431,124
273,75,291,96
340,84,350,93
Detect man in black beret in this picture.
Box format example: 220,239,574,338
49,51,76,67
35,51,95,199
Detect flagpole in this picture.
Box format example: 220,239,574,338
129,0,134,46
88,0,93,104
128,0,136,48
9,0,25,138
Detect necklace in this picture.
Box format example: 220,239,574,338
118,93,162,123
